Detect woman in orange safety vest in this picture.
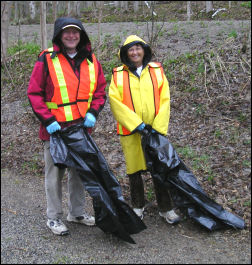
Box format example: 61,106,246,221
109,35,181,224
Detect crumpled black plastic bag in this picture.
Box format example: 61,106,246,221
50,123,146,244
141,126,246,231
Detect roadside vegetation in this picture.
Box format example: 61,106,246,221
11,1,251,25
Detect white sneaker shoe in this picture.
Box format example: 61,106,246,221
67,213,95,226
159,209,181,224
46,219,69,235
133,207,145,220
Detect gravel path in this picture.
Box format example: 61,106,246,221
8,21,251,58
1,169,251,264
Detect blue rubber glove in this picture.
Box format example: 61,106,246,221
83,113,96,128
46,121,61,134
152,129,157,133
136,123,145,131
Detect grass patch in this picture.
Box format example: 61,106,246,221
176,146,215,183
243,200,251,207
228,30,238,38
146,186,155,201
240,1,251,8
52,256,71,264
7,40,40,56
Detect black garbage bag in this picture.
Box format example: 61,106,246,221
50,123,146,244
141,126,246,231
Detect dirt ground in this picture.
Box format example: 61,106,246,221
1,168,251,264
1,21,251,263
7,20,251,59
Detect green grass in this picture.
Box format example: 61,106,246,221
177,146,196,159
53,256,71,264
228,30,238,38
146,186,155,201
7,40,40,56
242,160,251,167
240,1,251,8
177,146,215,183
237,113,248,122
243,200,251,207
193,103,206,116
214,129,223,139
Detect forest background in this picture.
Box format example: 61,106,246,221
1,0,251,238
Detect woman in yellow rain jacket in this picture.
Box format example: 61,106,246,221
109,35,181,224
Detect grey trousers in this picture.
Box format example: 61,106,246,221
44,141,85,220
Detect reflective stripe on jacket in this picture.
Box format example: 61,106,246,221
45,47,99,122
110,62,168,135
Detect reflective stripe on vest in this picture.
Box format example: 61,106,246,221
148,62,164,116
45,48,98,122
87,57,97,109
113,66,134,135
113,63,163,135
76,55,98,118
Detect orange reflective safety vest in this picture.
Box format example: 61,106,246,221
113,62,164,135
44,47,99,122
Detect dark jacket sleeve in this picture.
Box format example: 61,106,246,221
87,59,107,118
27,54,56,127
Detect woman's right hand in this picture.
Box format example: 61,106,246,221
136,123,145,131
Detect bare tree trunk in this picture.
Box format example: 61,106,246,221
57,1,64,14
67,1,72,16
206,1,213,13
14,1,18,21
120,1,128,10
142,1,146,16
229,1,232,8
40,1,47,50
1,1,10,63
23,1,29,17
29,1,36,20
134,1,139,12
86,1,93,8
74,1,80,17
96,1,104,59
187,1,192,21
146,1,156,48
53,1,57,21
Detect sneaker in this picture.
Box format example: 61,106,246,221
67,213,95,226
159,209,181,224
133,207,145,220
46,219,69,235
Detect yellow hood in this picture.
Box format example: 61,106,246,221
118,35,152,69
118,35,147,58
123,35,147,46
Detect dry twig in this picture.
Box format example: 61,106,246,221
240,56,251,70
217,54,230,90
204,63,211,101
207,53,219,81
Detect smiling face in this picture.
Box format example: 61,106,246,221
61,27,81,53
127,44,144,67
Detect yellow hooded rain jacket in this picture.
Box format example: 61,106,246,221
109,35,170,174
